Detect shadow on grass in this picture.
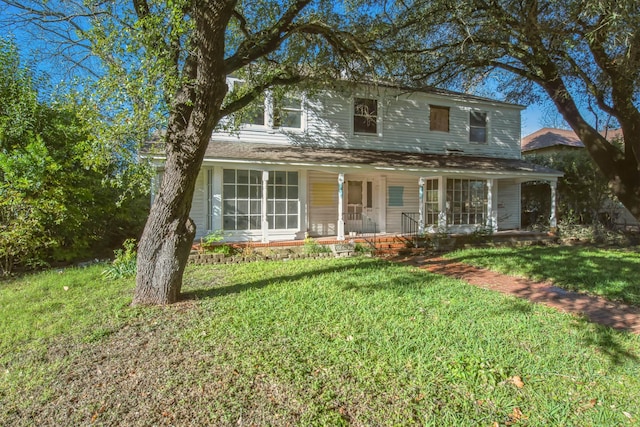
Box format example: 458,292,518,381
447,246,640,306
180,258,398,301
182,257,639,366
580,323,639,366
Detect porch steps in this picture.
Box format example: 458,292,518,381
365,235,414,257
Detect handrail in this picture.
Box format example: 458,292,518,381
401,212,420,238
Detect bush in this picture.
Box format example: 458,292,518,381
523,151,610,227
102,239,137,279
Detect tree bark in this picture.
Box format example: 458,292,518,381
133,0,235,305
539,74,640,221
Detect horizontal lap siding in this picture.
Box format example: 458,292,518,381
211,88,523,160
385,175,420,233
308,171,338,236
497,179,521,229
192,169,208,239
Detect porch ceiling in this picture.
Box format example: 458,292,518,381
196,141,562,179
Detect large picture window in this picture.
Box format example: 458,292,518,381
223,169,299,231
223,169,262,230
446,179,487,225
267,171,299,229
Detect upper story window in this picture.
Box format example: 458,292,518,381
469,111,487,143
274,96,303,129
430,105,450,132
243,97,266,126
354,97,378,134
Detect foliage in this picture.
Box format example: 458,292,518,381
0,0,387,304
201,230,235,256
103,239,138,280
202,230,225,246
523,151,611,226
446,246,640,305
2,258,639,424
384,0,640,220
0,37,148,274
302,236,331,254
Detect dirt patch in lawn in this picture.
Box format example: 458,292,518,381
3,301,309,427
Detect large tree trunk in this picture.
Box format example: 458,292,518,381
540,74,640,221
133,0,234,305
132,134,206,305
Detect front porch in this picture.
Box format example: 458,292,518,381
193,230,558,263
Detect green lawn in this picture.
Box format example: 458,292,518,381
444,245,640,305
1,258,639,426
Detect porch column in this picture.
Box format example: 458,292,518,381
486,179,495,231
261,171,269,243
337,173,345,240
438,178,447,230
549,179,558,231
418,177,425,234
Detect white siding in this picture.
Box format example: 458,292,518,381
192,169,208,239
497,179,521,229
385,175,420,233
212,87,523,159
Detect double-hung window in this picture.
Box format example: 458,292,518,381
274,96,303,129
469,111,487,143
222,169,263,231
267,171,299,229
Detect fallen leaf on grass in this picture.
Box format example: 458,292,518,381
90,405,106,423
509,375,525,388
623,411,634,421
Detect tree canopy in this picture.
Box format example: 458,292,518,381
0,37,147,275
383,0,640,220
1,0,384,302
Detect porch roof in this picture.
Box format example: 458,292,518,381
197,141,562,179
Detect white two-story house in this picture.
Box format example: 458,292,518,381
150,81,562,242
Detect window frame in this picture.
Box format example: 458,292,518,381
222,169,300,232
230,79,267,129
469,111,488,144
429,105,450,133
353,97,380,136
273,95,304,131
445,178,488,226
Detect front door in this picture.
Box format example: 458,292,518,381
346,179,377,234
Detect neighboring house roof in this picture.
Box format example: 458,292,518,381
521,128,584,152
522,127,624,153
154,141,561,178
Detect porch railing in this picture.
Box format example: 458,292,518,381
344,212,378,235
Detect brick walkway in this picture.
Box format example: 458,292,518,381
399,255,640,334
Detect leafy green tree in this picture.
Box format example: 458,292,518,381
384,0,640,221
522,151,611,226
0,37,148,275
1,0,380,303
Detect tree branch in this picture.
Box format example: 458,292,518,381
224,0,312,73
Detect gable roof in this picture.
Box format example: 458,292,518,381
522,127,625,152
521,128,584,152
